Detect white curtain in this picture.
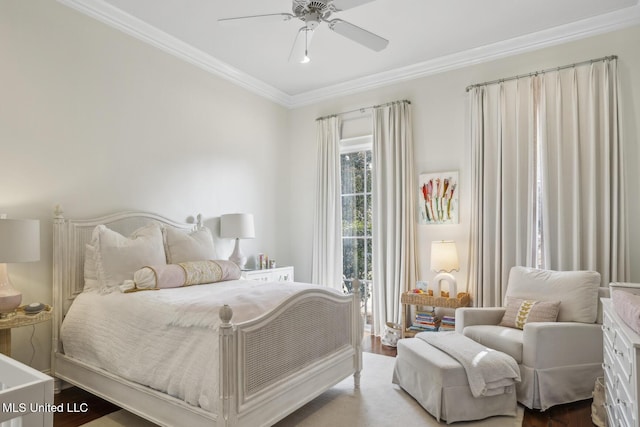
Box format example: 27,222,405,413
311,116,344,290
468,57,628,305
467,79,537,307
539,58,628,284
372,101,417,335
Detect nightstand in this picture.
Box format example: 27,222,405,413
241,266,294,282
0,304,52,356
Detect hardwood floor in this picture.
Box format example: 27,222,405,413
522,399,595,427
54,335,596,426
54,386,119,427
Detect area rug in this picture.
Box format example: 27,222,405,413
81,353,524,427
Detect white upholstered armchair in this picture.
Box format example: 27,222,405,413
456,266,609,410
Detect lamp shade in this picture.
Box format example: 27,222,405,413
0,219,40,262
220,214,255,239
0,218,40,316
430,240,459,273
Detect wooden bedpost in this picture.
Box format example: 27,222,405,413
219,304,236,427
352,279,363,389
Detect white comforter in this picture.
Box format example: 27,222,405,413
61,280,323,412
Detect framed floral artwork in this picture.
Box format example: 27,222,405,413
418,171,458,224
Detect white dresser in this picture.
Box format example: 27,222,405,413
241,266,294,282
602,298,640,427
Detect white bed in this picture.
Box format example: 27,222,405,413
51,208,362,427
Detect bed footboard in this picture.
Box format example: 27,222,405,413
219,286,362,427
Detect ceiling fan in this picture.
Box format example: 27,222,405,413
218,0,389,63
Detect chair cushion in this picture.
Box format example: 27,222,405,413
462,325,524,364
506,267,601,323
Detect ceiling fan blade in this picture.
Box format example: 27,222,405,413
218,13,294,25
288,27,314,63
331,0,376,11
328,19,388,51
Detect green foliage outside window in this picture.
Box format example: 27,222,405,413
341,150,372,281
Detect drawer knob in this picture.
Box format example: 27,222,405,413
616,398,628,406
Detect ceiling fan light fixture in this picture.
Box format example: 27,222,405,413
222,0,386,62
300,28,311,63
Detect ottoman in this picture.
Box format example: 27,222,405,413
392,337,518,423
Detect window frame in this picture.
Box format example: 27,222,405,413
340,135,373,282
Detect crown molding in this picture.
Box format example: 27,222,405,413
57,0,294,107
59,0,640,109
290,4,640,107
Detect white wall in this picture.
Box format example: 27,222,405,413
3,0,639,372
0,0,289,371
285,25,640,292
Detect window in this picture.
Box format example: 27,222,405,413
340,137,372,281
340,136,373,326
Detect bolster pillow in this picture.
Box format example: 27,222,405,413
120,260,241,292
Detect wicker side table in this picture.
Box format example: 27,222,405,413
401,292,470,338
0,305,52,356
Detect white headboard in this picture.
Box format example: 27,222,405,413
51,206,199,355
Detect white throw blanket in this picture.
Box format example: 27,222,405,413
417,331,520,397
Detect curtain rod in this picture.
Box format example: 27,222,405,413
316,99,411,121
465,55,617,92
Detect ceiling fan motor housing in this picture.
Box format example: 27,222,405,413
293,0,331,17
303,12,321,29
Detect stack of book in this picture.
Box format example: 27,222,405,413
409,309,440,332
439,315,456,331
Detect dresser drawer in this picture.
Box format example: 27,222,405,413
606,382,624,427
604,342,615,373
603,309,617,348
602,297,640,427
612,385,633,427
616,399,635,427
605,372,616,409
617,406,633,427
614,328,635,386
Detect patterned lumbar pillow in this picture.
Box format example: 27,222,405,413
499,297,561,329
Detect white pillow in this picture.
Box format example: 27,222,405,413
505,266,601,323
83,244,100,291
163,226,215,264
92,223,166,292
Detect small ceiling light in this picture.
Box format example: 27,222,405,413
300,28,311,64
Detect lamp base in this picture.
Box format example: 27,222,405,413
228,238,247,270
431,272,457,297
0,263,22,316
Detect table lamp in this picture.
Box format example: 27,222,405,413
0,217,40,318
220,213,255,270
430,240,459,297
